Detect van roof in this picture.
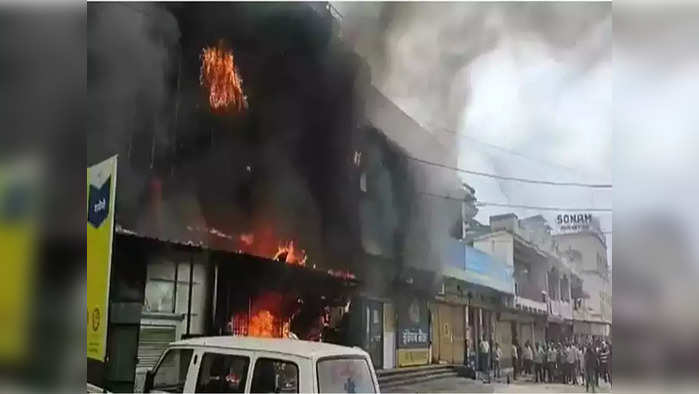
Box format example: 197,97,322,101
170,336,369,360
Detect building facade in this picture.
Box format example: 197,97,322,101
554,227,612,337
473,214,584,348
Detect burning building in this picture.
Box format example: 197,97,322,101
88,3,464,390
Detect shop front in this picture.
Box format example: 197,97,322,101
430,299,466,365
396,293,431,367
442,242,515,370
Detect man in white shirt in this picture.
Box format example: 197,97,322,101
523,342,534,375
494,343,503,378
479,336,490,377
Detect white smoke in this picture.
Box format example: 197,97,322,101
336,2,613,263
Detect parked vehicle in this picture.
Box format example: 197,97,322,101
143,336,380,393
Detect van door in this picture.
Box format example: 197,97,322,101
148,347,195,393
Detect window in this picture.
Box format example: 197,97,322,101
250,358,298,393
317,357,375,393
144,261,177,313
195,353,250,393
152,348,193,393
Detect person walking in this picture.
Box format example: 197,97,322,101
584,344,599,393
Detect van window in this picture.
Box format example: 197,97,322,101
250,358,299,393
152,348,193,393
195,353,250,393
317,357,375,393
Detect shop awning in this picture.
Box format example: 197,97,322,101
443,240,515,295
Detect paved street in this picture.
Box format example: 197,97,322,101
384,375,613,393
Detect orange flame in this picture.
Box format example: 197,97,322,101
273,240,308,266
200,45,247,112
248,310,276,337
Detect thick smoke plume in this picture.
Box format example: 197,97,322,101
338,2,613,264
88,3,182,234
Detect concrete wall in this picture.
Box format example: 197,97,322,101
474,232,514,267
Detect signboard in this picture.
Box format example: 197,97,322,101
0,160,38,363
556,213,595,233
444,241,515,295
87,156,117,362
397,296,429,349
397,349,429,367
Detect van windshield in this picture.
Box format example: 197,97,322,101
316,357,375,393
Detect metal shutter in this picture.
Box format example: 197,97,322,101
137,326,176,370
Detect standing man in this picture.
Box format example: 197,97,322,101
523,341,533,375
511,341,519,380
493,343,502,378
534,342,544,383
598,341,610,384
578,345,585,386
479,335,490,380
546,343,556,383
607,343,613,386
584,344,599,393
566,342,577,385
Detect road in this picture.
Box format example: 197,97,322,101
383,375,613,393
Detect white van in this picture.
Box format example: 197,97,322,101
143,336,380,393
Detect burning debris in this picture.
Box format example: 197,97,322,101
200,43,247,112
273,240,308,266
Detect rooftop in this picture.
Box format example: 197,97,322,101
170,336,369,359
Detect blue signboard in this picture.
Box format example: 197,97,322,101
444,240,514,295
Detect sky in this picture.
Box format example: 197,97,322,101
334,2,613,263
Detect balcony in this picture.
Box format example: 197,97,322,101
548,299,573,321
514,296,548,315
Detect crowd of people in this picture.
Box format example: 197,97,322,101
479,335,612,392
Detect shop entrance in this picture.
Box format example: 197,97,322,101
433,303,465,364
363,299,384,369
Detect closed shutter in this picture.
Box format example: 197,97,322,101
137,326,176,370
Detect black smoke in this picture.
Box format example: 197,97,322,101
88,3,372,272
